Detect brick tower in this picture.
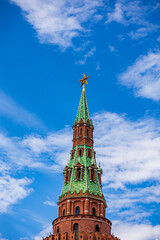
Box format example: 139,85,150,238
44,75,119,240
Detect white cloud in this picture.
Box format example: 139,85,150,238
11,0,102,48
33,224,52,240
43,200,57,207
94,112,160,186
105,184,160,222
0,233,8,240
106,0,146,25
76,47,96,65
0,90,44,129
106,2,124,24
93,111,160,223
106,0,159,39
0,175,33,213
112,221,160,240
108,45,117,52
0,127,72,172
119,50,160,101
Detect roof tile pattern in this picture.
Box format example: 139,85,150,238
75,89,91,124
60,145,102,199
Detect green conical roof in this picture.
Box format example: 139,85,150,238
75,88,90,124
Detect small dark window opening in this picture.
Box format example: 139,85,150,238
72,151,74,159
66,171,69,181
95,225,99,232
75,130,77,137
79,149,83,157
73,223,79,240
63,209,65,216
57,226,59,233
80,128,82,136
91,169,94,181
76,206,80,215
77,168,81,180
87,129,89,136
92,207,96,216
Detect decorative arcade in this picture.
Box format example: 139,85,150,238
44,74,119,240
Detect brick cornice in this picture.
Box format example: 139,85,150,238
58,190,107,207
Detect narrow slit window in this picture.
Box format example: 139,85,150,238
80,128,82,136
87,129,89,136
92,208,96,216
91,169,94,181
77,168,81,180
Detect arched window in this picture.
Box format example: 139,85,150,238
57,226,59,233
91,169,94,181
73,223,79,240
80,128,82,136
63,209,65,216
66,171,69,181
76,206,80,215
77,168,81,181
95,225,99,232
92,207,96,216
87,129,89,136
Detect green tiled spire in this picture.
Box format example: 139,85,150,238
59,83,103,201
60,145,103,199
75,88,90,124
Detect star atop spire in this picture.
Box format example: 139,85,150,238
79,74,89,91
75,74,92,124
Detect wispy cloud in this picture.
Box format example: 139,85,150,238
105,184,160,222
0,90,44,129
11,0,102,48
76,47,96,65
33,223,52,240
0,175,33,213
108,44,117,53
94,112,160,187
119,50,160,101
112,221,160,240
43,200,57,207
0,127,72,172
0,233,8,240
106,0,159,39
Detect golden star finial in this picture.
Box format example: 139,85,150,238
79,74,89,91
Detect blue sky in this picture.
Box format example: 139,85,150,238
0,0,160,239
